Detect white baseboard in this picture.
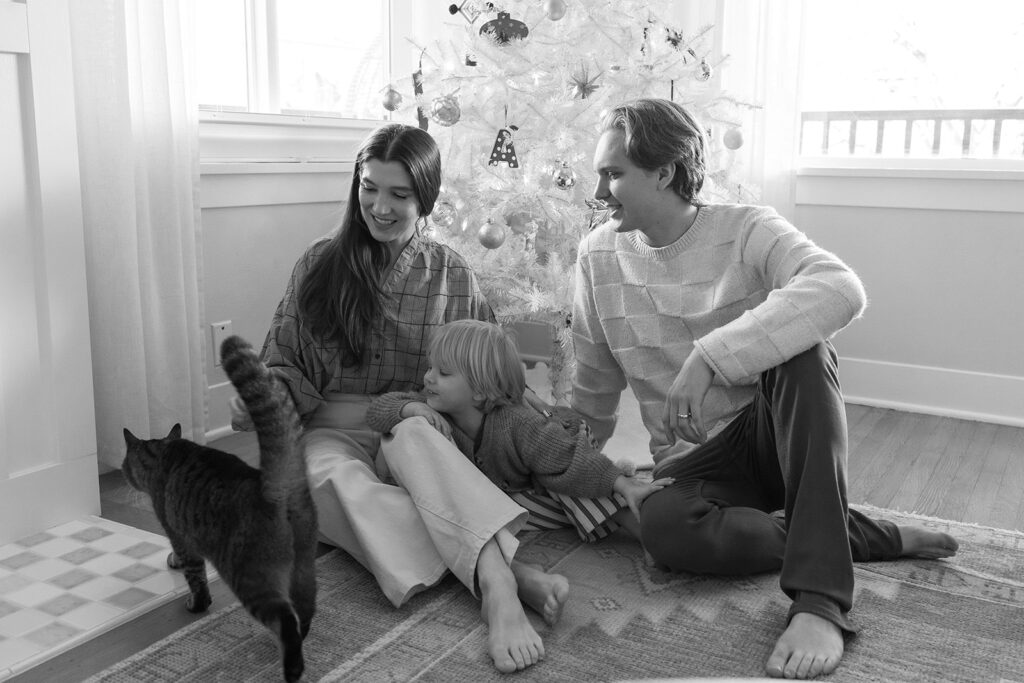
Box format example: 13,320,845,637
840,356,1024,428
1,456,101,546
205,381,235,442
205,424,237,442
202,356,1024,440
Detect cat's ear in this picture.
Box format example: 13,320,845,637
123,428,139,446
168,423,182,440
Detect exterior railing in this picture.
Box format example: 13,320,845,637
800,109,1024,157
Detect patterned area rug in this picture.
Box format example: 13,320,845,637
85,506,1024,682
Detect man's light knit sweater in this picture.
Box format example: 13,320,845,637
571,203,867,462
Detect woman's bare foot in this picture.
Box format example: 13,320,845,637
898,525,959,559
477,540,544,672
765,612,843,679
480,569,545,672
511,561,570,626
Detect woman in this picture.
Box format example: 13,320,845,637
233,124,560,672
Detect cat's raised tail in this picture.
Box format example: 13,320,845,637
219,335,304,504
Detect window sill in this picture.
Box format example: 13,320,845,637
199,110,386,166
798,157,1024,181
795,160,1024,213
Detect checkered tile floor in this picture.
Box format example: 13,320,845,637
0,516,190,680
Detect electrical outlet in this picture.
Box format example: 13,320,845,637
211,321,232,367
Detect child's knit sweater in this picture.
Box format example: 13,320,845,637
572,203,867,463
367,393,622,498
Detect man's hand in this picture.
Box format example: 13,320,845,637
613,474,675,520
402,402,453,440
662,348,714,444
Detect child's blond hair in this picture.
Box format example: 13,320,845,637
428,320,526,413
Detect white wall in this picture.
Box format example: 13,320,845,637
199,115,376,437
796,168,1024,426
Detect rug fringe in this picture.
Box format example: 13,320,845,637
852,503,1024,536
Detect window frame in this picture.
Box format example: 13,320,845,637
198,0,422,173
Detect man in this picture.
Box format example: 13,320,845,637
571,98,958,679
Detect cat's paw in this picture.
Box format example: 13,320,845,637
185,591,212,613
167,552,183,570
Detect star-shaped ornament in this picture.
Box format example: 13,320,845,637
569,64,603,99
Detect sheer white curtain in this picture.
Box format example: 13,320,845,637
69,0,205,469
679,0,805,220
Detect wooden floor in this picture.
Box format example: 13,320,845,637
11,404,1024,682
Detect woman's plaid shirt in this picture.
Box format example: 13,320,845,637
261,233,494,418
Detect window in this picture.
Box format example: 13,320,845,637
196,0,394,120
798,1,1024,159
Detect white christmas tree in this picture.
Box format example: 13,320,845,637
385,0,755,399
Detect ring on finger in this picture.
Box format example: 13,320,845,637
677,412,691,419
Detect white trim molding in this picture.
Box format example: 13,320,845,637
796,166,1024,213
841,356,1024,428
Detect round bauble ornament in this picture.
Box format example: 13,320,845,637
480,11,529,45
477,220,507,249
544,0,567,21
431,200,458,228
430,94,461,127
723,127,744,150
552,162,577,190
382,86,402,112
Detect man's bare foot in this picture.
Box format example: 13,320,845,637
511,561,570,626
898,525,959,559
765,612,843,679
480,568,545,672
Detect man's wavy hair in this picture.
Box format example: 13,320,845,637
600,98,708,203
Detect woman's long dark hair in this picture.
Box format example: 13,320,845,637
297,124,441,367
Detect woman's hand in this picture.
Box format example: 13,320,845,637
663,348,714,444
402,402,452,440
229,396,255,432
613,474,675,520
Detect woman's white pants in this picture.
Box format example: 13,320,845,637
303,394,527,607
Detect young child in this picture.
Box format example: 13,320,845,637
367,319,672,543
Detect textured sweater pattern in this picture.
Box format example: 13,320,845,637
571,203,867,461
367,393,622,498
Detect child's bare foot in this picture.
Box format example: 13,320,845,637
898,525,959,559
480,568,545,672
512,561,569,626
765,612,843,679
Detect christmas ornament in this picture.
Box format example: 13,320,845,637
504,210,535,234
381,85,402,111
480,11,528,45
448,1,483,24
430,94,461,127
552,162,577,190
585,198,609,230
543,0,567,21
723,127,745,150
413,50,428,131
695,58,713,82
569,63,602,99
431,200,458,228
477,219,507,249
488,126,519,167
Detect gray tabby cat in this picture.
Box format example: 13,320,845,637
122,335,316,682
